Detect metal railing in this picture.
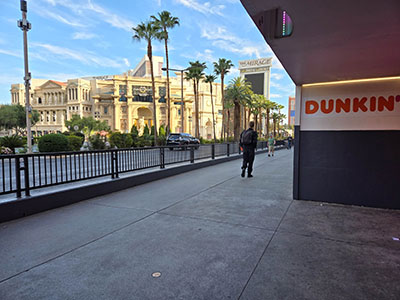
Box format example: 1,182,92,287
0,142,270,198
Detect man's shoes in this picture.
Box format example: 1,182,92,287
248,174,253,178
268,154,270,157
241,169,245,177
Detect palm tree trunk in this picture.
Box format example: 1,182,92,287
148,43,158,144
227,109,230,140
254,114,258,134
210,83,216,143
266,109,270,136
259,113,262,136
196,80,200,138
221,74,225,141
164,35,171,134
234,101,241,142
273,120,276,137
193,80,199,138
247,109,251,126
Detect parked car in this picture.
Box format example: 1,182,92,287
166,133,200,150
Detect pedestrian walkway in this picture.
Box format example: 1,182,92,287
0,149,399,299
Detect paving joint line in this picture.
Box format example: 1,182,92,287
86,202,155,213
237,198,295,300
276,228,391,248
157,211,276,232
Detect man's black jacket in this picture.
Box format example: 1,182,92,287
240,128,258,149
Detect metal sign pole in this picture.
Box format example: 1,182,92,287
18,0,32,153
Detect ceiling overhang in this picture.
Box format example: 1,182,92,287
240,0,400,85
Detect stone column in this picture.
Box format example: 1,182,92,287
114,103,121,132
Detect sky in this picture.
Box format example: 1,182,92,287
0,0,295,115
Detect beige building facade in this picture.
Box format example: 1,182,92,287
10,56,224,139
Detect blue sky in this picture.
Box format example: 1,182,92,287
0,0,295,114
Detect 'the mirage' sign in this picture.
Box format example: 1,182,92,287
300,78,400,131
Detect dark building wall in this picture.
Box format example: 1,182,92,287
294,129,400,209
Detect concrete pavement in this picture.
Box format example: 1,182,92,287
0,149,399,299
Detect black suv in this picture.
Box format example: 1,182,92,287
166,133,200,150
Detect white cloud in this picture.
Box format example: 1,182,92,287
31,2,86,28
201,25,272,59
228,67,240,77
123,58,130,67
0,49,21,58
31,43,125,69
270,73,283,80
270,93,282,98
38,0,134,32
86,0,135,32
175,0,226,16
195,49,216,65
270,81,295,94
72,32,97,40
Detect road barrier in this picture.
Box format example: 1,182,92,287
0,141,274,197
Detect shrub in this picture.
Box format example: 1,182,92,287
136,136,152,147
143,124,150,136
38,134,69,152
109,132,133,149
68,135,83,151
131,125,139,137
158,135,166,146
0,135,25,153
0,146,13,154
159,125,166,137
89,134,105,150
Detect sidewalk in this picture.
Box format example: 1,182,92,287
0,149,399,299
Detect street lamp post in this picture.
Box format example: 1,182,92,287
162,67,188,133
17,0,32,153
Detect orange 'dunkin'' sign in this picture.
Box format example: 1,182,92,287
300,78,400,131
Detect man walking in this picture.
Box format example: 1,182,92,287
240,121,258,178
268,134,275,157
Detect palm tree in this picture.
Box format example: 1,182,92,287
248,94,266,135
204,74,217,143
151,11,180,135
265,100,278,137
185,61,206,138
213,58,234,140
224,77,252,141
133,21,161,144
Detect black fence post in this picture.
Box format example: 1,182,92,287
160,147,165,169
23,155,30,197
211,144,215,159
190,147,195,163
227,143,230,157
111,150,119,179
15,157,22,198
111,151,115,179
115,150,119,178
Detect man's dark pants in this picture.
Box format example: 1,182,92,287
242,146,255,175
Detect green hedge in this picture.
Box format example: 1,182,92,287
68,135,83,151
109,132,133,148
38,134,69,152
